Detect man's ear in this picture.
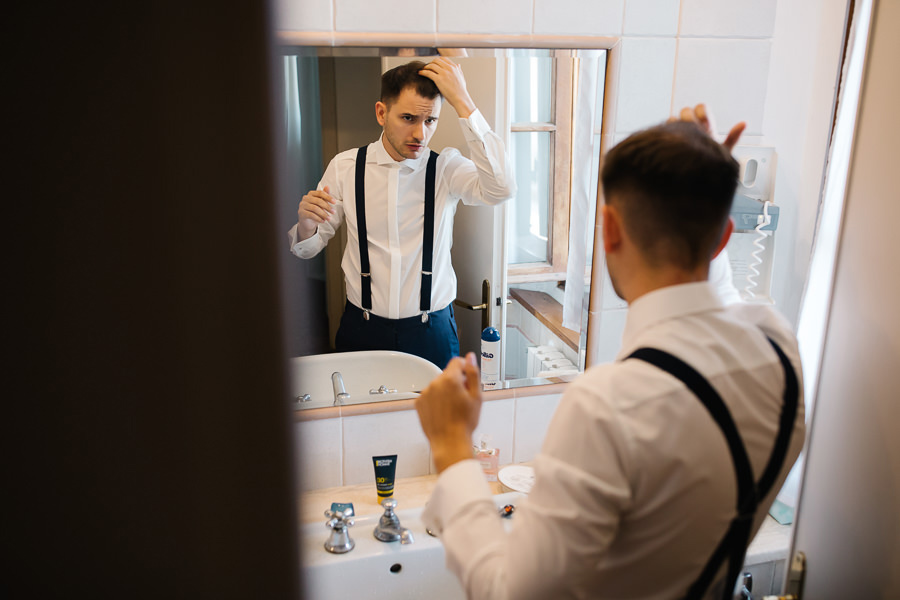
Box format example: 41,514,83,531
375,101,387,127
602,204,622,254
711,217,734,259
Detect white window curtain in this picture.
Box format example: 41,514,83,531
563,52,603,332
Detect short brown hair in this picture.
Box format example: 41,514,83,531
380,61,441,105
601,121,739,270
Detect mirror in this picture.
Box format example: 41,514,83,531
278,45,607,399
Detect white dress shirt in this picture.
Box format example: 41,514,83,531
288,109,516,320
423,281,805,599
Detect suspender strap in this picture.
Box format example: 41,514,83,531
420,150,439,313
625,337,798,600
757,338,800,499
354,146,439,318
355,146,372,313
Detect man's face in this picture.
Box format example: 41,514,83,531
376,86,441,161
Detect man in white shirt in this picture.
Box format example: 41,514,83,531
415,106,805,599
288,57,516,368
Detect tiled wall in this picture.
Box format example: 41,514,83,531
296,389,562,491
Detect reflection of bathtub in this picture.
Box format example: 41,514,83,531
289,350,442,410
302,492,525,600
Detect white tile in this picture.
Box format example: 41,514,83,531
613,37,676,133
438,0,531,34
275,0,333,31
472,398,516,466
599,263,628,310
521,309,541,342
592,308,627,364
342,410,432,485
513,393,562,463
336,0,436,33
623,0,679,36
672,39,771,137
680,0,777,38
296,418,343,492
533,0,624,36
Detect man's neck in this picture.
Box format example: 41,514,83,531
623,266,710,305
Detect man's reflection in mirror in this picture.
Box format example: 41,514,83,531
287,58,516,368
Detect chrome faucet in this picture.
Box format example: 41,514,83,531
373,498,414,544
323,507,355,554
332,371,350,406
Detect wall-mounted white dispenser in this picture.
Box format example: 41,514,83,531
727,146,779,303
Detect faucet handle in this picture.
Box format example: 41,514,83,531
324,507,355,529
324,507,355,554
380,498,397,512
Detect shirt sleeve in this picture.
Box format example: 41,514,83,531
422,380,632,599
445,109,517,207
288,155,347,259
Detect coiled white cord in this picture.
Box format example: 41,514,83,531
744,200,774,300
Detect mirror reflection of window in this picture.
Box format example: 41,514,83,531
503,49,606,383
509,49,554,266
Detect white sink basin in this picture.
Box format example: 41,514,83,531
301,492,525,600
289,350,442,410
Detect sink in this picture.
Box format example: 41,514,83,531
301,492,525,600
289,350,442,410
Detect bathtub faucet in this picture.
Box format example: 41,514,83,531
332,371,350,406
373,498,414,544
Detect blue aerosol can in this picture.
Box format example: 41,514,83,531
481,326,501,390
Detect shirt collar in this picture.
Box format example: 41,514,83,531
372,134,428,171
618,281,724,358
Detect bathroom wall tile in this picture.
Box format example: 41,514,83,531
623,0,679,36
672,39,771,137
296,418,343,492
437,0,531,34
521,309,541,343
513,392,562,463
533,0,624,36
275,0,333,32
342,410,432,485
336,0,436,33
592,308,627,364
679,0,777,38
613,37,676,133
471,397,516,467
599,264,628,310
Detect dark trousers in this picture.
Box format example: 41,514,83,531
335,301,460,369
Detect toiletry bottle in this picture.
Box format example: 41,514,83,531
473,436,499,482
481,326,501,390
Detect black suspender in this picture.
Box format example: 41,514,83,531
626,337,799,600
420,150,439,317
354,146,439,321
354,146,372,317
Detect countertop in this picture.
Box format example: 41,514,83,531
299,470,792,566
300,472,503,526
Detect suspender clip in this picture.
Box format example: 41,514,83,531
363,309,370,321
421,311,429,323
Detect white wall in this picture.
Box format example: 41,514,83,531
792,0,900,593
276,0,849,357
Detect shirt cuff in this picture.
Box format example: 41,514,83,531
288,224,322,258
422,459,493,534
459,108,490,143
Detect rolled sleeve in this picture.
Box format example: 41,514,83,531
287,223,327,259
460,108,492,143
